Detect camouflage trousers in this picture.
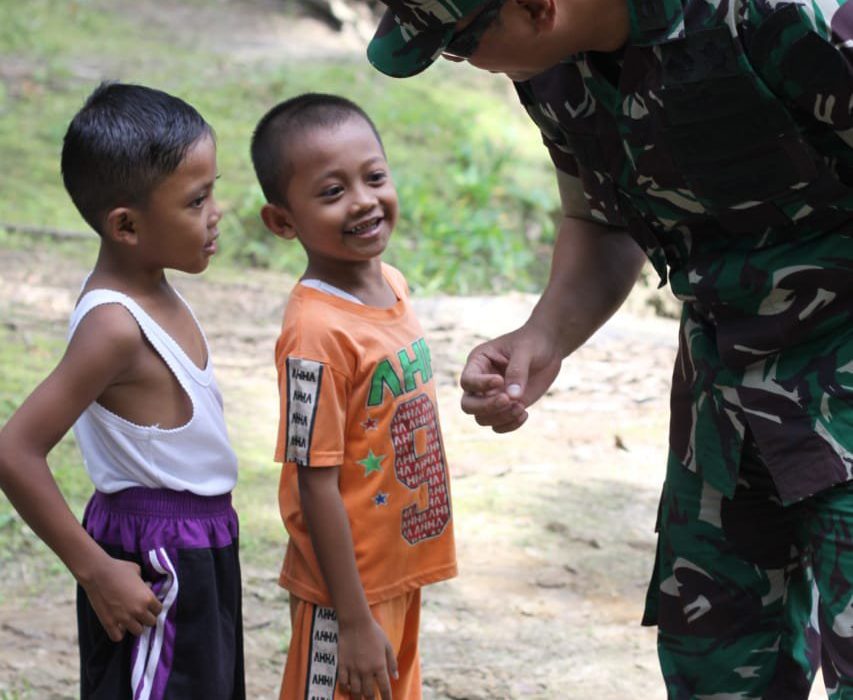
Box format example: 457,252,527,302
643,435,853,699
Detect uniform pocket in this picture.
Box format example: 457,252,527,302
658,26,820,225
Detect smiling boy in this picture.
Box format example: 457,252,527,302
251,93,457,700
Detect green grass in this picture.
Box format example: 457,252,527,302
0,685,32,700
0,0,560,600
0,0,560,294
0,317,86,602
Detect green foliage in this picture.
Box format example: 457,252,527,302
0,322,89,575
0,2,560,294
231,133,556,293
227,70,559,293
0,4,564,604
0,684,32,700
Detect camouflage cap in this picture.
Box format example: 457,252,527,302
368,0,489,78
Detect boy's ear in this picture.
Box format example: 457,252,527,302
104,207,138,245
260,203,298,241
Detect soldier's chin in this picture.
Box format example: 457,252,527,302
505,68,545,82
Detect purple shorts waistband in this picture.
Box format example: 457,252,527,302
84,488,239,552
90,488,233,519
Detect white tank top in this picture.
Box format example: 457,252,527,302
68,289,238,495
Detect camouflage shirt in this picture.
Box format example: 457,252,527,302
515,0,853,503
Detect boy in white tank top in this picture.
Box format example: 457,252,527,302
0,82,244,699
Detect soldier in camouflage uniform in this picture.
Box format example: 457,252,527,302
367,0,853,697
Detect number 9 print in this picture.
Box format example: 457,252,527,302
390,394,452,544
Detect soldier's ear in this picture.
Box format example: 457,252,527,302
261,203,298,241
515,0,556,30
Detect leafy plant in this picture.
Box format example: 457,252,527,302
1,1,561,295
230,111,558,294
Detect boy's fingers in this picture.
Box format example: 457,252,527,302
375,670,393,700
125,619,144,636
108,622,124,642
385,642,399,680
139,609,159,627
346,672,362,699
147,597,163,616
338,668,351,696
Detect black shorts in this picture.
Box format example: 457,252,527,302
77,488,245,700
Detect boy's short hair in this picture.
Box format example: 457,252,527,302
251,93,384,207
61,82,212,235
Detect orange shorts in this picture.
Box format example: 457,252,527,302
279,589,422,700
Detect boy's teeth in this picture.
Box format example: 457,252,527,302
350,219,376,234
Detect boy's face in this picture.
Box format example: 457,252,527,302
277,117,398,267
132,133,221,274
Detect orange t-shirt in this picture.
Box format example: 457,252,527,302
274,264,457,606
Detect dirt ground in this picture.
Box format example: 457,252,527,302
0,237,678,700
0,3,678,697
0,256,831,700
0,1,830,698
0,2,669,694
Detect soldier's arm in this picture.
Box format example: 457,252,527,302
534,168,645,357
459,168,645,431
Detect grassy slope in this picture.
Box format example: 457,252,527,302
0,0,559,292
0,0,557,606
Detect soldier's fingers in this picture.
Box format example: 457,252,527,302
491,409,529,434
139,608,159,627
468,400,525,428
459,368,504,395
147,597,164,616
384,642,399,681
460,391,510,418
108,622,124,643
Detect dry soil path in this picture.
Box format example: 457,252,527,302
0,242,678,699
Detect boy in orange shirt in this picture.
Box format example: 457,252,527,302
250,93,457,700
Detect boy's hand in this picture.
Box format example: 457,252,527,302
80,556,163,642
337,617,398,700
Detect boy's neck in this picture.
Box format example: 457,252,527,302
303,258,395,308
86,244,171,299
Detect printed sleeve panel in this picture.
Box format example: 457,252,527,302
279,357,347,467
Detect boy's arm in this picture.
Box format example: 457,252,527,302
0,306,163,641
297,464,398,700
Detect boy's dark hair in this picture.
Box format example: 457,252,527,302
61,82,213,235
251,93,384,207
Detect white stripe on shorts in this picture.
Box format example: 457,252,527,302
131,547,179,700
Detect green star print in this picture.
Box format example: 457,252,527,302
358,449,384,476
